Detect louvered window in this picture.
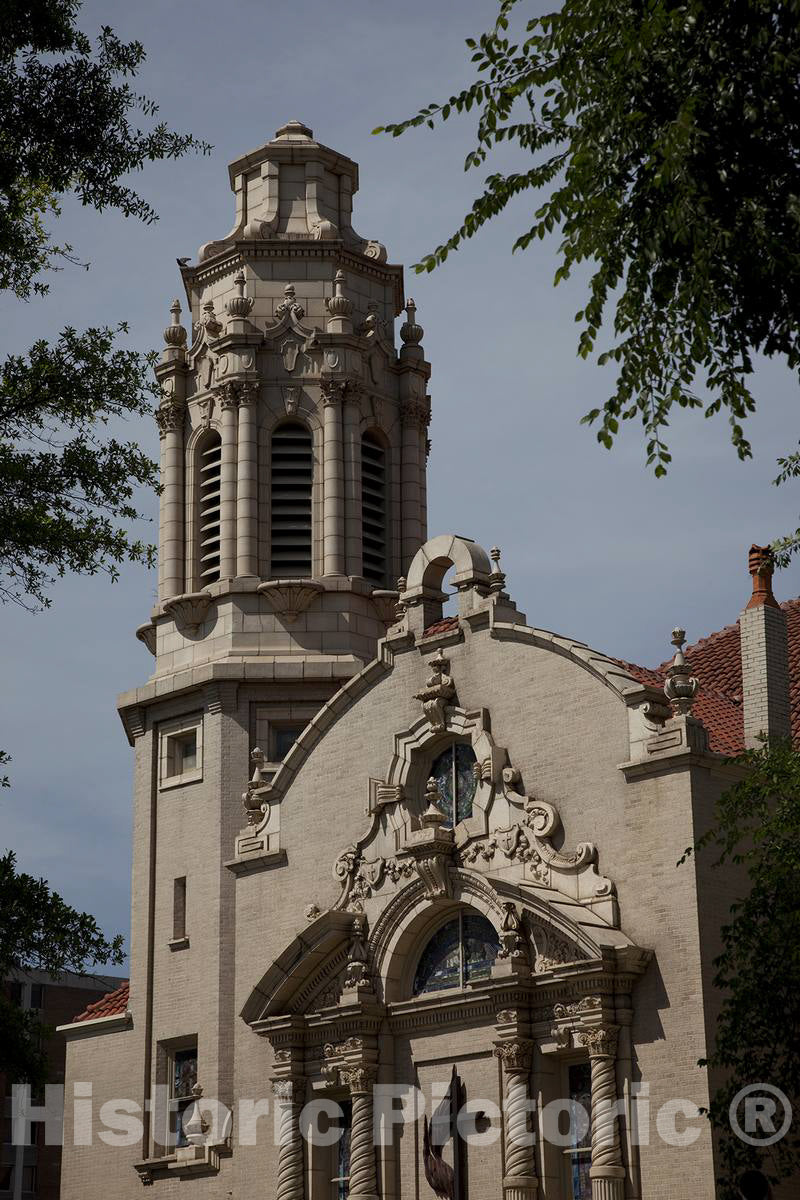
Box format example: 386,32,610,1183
198,433,222,585
270,422,313,576
361,432,386,584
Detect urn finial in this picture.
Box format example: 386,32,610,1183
400,297,423,348
226,268,254,320
163,298,187,348
664,627,699,716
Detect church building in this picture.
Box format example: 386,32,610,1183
60,122,795,1200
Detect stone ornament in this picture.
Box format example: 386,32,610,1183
320,377,348,407
135,621,157,656
163,591,212,632
163,298,187,348
225,268,254,321
258,578,324,623
497,902,527,961
275,283,305,323
400,297,423,348
576,1025,619,1059
326,269,354,333
492,1039,533,1074
282,385,301,416
155,401,184,439
414,649,456,731
663,627,699,716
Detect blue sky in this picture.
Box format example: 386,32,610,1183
3,0,800,958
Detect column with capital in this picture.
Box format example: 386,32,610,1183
494,1039,538,1200
272,1078,305,1200
321,380,346,576
576,1026,625,1200
341,1065,378,1200
219,384,239,580
236,381,258,577
156,402,185,602
343,384,363,578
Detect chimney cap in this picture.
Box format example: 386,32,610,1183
746,544,780,609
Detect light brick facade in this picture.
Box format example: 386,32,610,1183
60,125,783,1200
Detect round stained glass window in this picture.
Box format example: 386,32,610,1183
430,742,478,828
412,911,500,995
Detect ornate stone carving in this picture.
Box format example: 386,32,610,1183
275,283,305,322
135,621,157,656
400,400,430,430
663,627,699,716
258,579,323,622
320,377,348,407
219,382,241,410
492,1039,533,1074
163,298,187,348
225,268,254,321
280,338,301,372
531,922,584,974
282,385,301,416
497,902,526,961
576,1025,619,1059
200,299,222,339
343,913,370,989
326,269,353,332
155,401,184,439
197,394,214,428
400,297,423,348
163,591,212,631
370,589,400,627
414,649,455,731
553,996,602,1020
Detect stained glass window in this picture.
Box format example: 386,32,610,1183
565,1062,592,1200
430,743,478,828
412,912,499,995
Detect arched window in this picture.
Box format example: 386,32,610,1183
429,742,477,828
270,422,313,577
412,911,499,995
361,431,386,584
198,432,222,585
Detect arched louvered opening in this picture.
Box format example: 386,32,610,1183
270,422,313,576
361,431,387,584
198,432,222,585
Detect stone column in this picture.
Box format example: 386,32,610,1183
343,386,363,578
400,403,425,571
156,401,185,601
272,1079,304,1200
219,385,239,580
342,1066,378,1200
577,1026,625,1200
494,1040,537,1200
236,381,258,578
322,380,346,576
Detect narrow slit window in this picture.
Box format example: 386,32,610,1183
199,433,222,585
173,877,187,942
270,423,313,577
361,432,386,584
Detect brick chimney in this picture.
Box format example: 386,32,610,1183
738,545,791,747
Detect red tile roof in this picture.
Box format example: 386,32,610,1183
72,981,129,1023
619,597,800,755
422,616,460,637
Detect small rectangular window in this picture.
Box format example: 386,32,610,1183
159,716,203,789
172,877,187,943
564,1061,592,1200
269,723,305,762
30,984,44,1010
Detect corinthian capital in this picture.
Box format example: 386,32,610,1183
576,1025,619,1058
401,400,430,430
493,1039,533,1074
155,401,184,438
320,378,348,407
219,382,240,410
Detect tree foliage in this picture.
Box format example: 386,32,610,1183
681,740,800,1192
376,0,800,497
0,0,209,608
0,850,125,1087
0,324,160,607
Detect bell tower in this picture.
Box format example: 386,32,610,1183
138,119,431,692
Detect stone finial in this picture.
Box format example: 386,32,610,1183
421,778,447,826
274,119,313,140
163,299,187,348
489,545,507,594
746,544,780,610
226,269,254,320
400,298,423,348
326,269,353,332
664,627,699,716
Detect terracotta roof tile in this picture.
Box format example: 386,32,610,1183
616,597,800,755
72,981,129,1023
422,616,459,637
